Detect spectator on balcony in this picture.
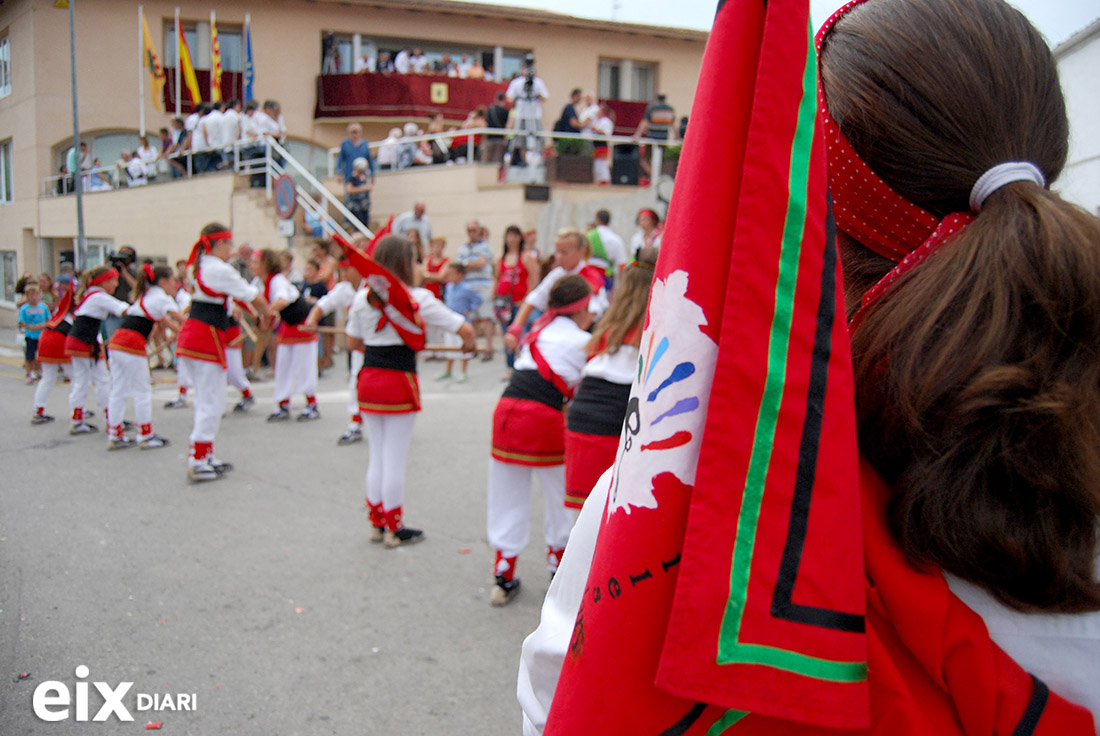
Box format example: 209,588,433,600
117,151,146,187
588,104,615,185
452,107,487,163
354,50,375,74
321,32,339,74
157,127,185,179
577,91,601,129
483,91,509,164
337,123,375,181
435,54,454,76
184,102,205,142
553,88,583,133
344,157,373,231
424,113,451,165
468,58,486,80
136,135,159,181
221,98,242,152
506,56,550,135
456,53,474,79
255,100,287,145
633,93,676,142
394,46,411,74
376,127,402,170
410,48,429,74
393,202,432,245
65,141,91,176
200,102,226,172
377,51,394,74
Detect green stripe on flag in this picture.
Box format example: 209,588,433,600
715,21,866,684
705,709,749,735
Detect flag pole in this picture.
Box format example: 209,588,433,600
209,10,215,102
67,0,86,271
174,7,181,114
138,5,145,137
244,13,252,102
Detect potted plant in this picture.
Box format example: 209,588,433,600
549,137,594,183
661,143,682,178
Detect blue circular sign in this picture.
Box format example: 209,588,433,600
273,175,297,219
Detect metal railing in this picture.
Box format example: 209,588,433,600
325,127,676,185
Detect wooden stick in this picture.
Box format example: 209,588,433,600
238,317,259,343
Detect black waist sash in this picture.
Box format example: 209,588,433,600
567,376,632,435
119,315,154,339
280,298,312,325
189,301,230,331
362,344,417,374
502,369,565,412
70,315,101,346
49,321,72,336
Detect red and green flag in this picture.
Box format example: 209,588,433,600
544,0,868,731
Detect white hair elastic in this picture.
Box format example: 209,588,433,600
969,161,1046,212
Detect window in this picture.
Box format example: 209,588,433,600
0,250,16,304
79,239,112,269
0,139,11,203
599,59,657,101
0,35,10,98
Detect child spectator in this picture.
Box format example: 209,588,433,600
30,277,74,424
437,262,482,382
18,284,50,384
486,274,594,605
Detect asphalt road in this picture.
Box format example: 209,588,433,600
0,346,555,735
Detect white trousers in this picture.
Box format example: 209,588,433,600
107,351,152,437
68,356,110,421
176,353,193,390
348,349,364,419
362,413,417,511
183,357,227,445
486,459,574,560
225,347,250,392
33,363,61,412
274,341,318,404
593,157,611,184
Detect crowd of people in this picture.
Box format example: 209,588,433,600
56,98,288,194
15,205,663,585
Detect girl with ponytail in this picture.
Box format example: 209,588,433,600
818,0,1100,723
104,264,183,449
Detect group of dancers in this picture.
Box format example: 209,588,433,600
24,220,657,605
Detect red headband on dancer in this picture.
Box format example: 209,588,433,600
142,263,156,282
89,268,119,287
519,293,592,348
637,208,660,223
818,0,1046,330
186,230,233,267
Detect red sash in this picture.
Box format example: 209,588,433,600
107,328,148,357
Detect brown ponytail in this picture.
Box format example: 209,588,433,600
823,0,1100,612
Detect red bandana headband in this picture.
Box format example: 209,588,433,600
817,1,1045,331
520,293,592,348
89,268,119,287
186,230,233,268
142,263,156,282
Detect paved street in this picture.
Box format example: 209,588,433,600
0,338,555,734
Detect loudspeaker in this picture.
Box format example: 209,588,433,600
612,145,640,186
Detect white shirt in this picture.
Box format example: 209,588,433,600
204,110,226,148
192,255,259,305
220,108,241,148
591,224,627,273
239,112,261,143
354,54,374,73
512,316,590,388
190,117,208,151
264,272,299,306
456,58,473,78
410,54,429,74
74,288,129,320
125,285,178,321
631,229,662,253
394,49,410,74
392,211,432,244
377,135,399,167
252,110,284,139
523,263,609,317
184,112,200,132
946,573,1100,722
315,280,357,317
506,75,550,121
125,157,147,185
346,286,464,347
582,343,638,385
137,144,158,176
175,288,192,310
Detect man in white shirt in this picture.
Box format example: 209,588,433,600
409,48,429,74
220,98,242,151
394,47,411,74
587,209,627,276
392,202,432,244
506,57,550,131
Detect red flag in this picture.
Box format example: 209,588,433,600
544,0,867,732
332,228,425,350
365,215,393,258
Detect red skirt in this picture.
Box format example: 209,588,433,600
37,328,70,364
107,327,147,357
276,322,318,345
492,397,565,467
224,324,244,348
64,334,97,359
357,366,421,414
176,318,227,367
564,430,619,509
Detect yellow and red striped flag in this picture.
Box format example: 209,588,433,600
178,21,201,104
140,9,166,110
210,11,222,102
